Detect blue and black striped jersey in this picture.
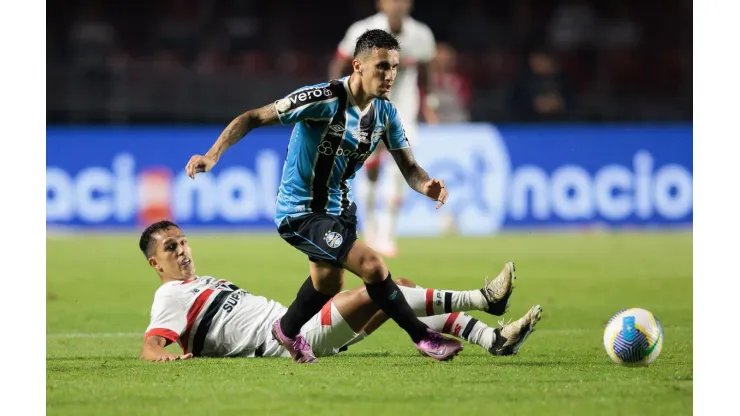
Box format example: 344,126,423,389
273,76,409,225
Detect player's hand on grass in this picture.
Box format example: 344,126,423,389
153,352,193,362
185,155,217,179
422,178,448,209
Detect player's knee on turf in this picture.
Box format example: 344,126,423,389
395,278,416,288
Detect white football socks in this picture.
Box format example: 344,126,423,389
397,285,488,316
419,312,495,350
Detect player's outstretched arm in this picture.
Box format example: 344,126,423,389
185,103,280,178
140,335,193,362
389,148,448,209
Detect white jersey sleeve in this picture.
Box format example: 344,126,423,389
145,290,186,346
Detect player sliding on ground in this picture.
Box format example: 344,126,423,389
139,221,542,362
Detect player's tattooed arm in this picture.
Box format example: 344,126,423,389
390,147,449,208
205,103,280,162
187,103,280,178
390,147,431,194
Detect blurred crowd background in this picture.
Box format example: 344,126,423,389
47,0,692,124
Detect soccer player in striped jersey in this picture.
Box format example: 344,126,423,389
138,221,543,362
185,29,462,363
330,0,440,258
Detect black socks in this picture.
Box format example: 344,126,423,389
280,277,332,338
365,273,428,343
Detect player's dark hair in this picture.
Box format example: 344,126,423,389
353,29,401,57
139,220,180,258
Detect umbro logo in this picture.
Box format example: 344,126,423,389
328,124,344,137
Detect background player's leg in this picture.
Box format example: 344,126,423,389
377,121,416,258
279,262,344,339
362,153,382,249
379,164,405,258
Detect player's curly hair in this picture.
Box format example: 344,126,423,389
139,220,180,258
353,29,401,58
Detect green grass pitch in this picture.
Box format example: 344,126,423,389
47,231,692,415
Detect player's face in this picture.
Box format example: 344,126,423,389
149,227,195,281
360,48,400,99
378,0,412,18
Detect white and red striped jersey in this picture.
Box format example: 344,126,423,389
144,276,287,357
337,13,436,125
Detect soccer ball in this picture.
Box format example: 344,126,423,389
603,308,663,367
